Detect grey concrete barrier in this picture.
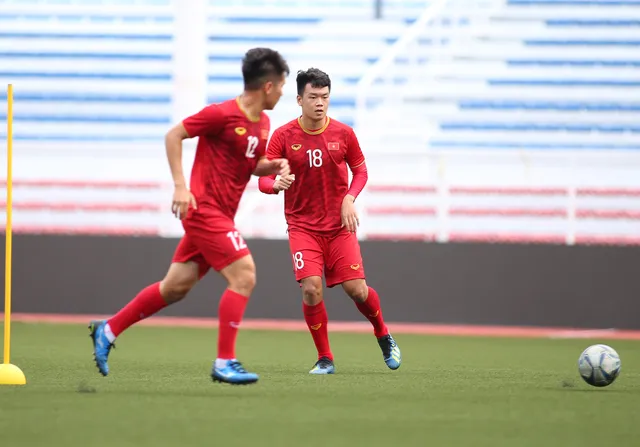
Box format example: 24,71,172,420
1,235,639,329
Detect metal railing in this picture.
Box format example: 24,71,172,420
354,0,505,138
354,0,453,132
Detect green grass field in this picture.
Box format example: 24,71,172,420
1,322,639,446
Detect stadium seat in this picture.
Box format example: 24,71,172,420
2,0,639,244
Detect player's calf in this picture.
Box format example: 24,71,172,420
342,279,368,303
214,255,257,383
106,262,199,340
301,276,334,365
344,281,388,336
88,262,199,376
343,281,402,370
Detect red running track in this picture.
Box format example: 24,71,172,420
4,313,640,340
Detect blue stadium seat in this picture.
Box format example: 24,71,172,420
508,1,640,5
389,0,640,153
429,140,640,150
440,122,640,132
507,59,640,67
457,100,640,111
0,0,174,143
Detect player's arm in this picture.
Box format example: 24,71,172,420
341,128,369,232
345,128,369,202
254,157,290,179
257,129,294,193
166,104,225,219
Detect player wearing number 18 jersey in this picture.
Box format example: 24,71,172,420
88,48,291,385
259,68,401,374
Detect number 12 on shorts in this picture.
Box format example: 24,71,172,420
227,231,247,251
293,251,305,270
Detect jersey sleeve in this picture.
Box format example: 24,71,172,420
265,127,286,160
345,128,365,168
257,127,285,194
182,104,226,138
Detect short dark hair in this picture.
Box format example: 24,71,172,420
296,68,331,96
241,48,290,91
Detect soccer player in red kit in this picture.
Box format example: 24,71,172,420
258,68,402,374
88,48,291,385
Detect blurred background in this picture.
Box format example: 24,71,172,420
2,4,640,443
1,0,639,244
1,0,640,328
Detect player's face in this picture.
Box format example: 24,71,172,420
263,74,286,110
297,85,330,121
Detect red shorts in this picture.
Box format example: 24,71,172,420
288,228,365,288
172,217,251,277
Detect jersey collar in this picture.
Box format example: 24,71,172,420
236,96,261,123
298,116,330,135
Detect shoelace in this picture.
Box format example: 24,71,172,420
317,357,333,368
379,335,395,357
228,361,247,373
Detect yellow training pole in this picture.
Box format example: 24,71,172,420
4,83,12,364
0,84,26,385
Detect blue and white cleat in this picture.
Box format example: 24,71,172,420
377,334,401,370
211,360,259,385
309,356,335,375
88,319,114,377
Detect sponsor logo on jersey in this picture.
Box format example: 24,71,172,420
350,264,360,270
235,127,247,136
291,144,302,151
328,142,340,151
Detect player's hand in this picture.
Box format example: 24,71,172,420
269,158,291,177
341,195,360,233
171,184,197,220
273,174,295,192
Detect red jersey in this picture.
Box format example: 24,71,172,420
182,98,270,227
265,117,365,234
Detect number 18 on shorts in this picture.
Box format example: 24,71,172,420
288,229,365,288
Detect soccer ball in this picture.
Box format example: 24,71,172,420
578,344,621,387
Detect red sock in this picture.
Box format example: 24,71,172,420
303,301,333,361
355,287,389,338
107,282,168,337
217,289,249,359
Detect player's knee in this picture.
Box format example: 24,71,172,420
162,281,193,302
223,256,257,296
160,263,199,303
301,277,323,305
229,269,256,296
343,280,368,303
227,264,256,296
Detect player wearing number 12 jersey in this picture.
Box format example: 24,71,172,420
88,48,291,385
259,68,401,374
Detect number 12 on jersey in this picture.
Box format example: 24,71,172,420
246,136,259,158
227,231,247,251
